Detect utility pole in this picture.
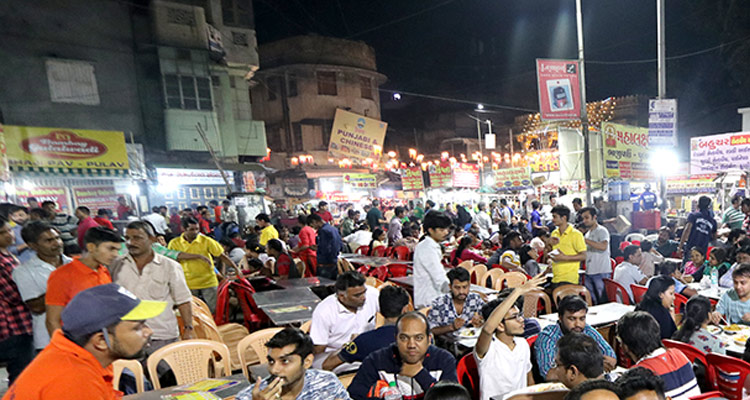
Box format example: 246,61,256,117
509,128,514,167
576,0,592,205
657,0,668,213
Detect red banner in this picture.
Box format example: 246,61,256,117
536,59,582,120
72,186,119,213
15,186,69,212
401,166,424,191
428,161,452,188
452,163,480,189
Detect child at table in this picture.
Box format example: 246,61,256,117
692,247,730,283
673,295,726,354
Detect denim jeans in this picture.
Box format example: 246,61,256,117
584,272,610,305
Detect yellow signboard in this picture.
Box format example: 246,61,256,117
327,109,388,162
4,126,130,170
0,123,9,180
602,122,654,181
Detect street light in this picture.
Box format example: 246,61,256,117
649,148,679,176
477,104,484,110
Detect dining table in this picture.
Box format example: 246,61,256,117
274,276,335,290
538,302,635,327
339,253,413,266
123,365,270,399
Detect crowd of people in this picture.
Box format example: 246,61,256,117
0,190,748,400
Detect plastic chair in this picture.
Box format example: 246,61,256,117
674,292,689,314
237,327,285,377
610,258,617,274
146,339,231,389
479,269,505,290
603,278,631,305
469,264,487,285
499,271,528,289
458,260,474,270
355,246,370,255
338,372,357,389
373,246,388,257
456,354,480,400
689,391,725,400
706,353,750,400
663,339,715,391
299,320,312,333
523,290,553,318
392,246,411,261
631,284,648,304
388,263,410,278
552,284,593,307
112,359,145,393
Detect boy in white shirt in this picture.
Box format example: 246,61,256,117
474,274,546,400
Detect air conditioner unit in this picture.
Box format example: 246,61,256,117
151,1,209,50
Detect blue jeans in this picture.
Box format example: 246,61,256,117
584,272,610,305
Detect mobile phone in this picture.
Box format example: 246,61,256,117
546,79,574,111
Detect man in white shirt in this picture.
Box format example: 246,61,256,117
581,207,611,304
414,212,453,308
309,271,379,370
12,221,72,351
473,203,493,239
343,226,372,253
142,206,170,235
474,275,545,400
613,245,648,303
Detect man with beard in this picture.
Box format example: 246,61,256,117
428,267,485,335
110,221,194,366
3,283,165,400
348,312,457,400
535,295,616,381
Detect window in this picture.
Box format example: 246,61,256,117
322,119,334,148
265,125,282,152
221,0,254,28
292,123,303,151
317,71,337,96
46,59,100,105
266,77,278,101
360,76,373,100
287,74,298,97
162,74,212,110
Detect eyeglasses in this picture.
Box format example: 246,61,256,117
503,313,524,322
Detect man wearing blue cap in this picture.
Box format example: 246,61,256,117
3,283,166,400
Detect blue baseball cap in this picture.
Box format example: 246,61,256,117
61,283,166,337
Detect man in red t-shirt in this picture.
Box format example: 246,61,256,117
93,209,115,230
317,201,334,223
74,207,102,250
196,206,211,234
209,200,222,224
292,215,317,259
116,197,133,220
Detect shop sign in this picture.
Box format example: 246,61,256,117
493,167,532,191
526,151,560,172
16,186,69,212
666,174,717,195
602,122,655,181
452,163,480,189
428,161,452,188
690,131,750,175
648,99,677,147
4,126,129,170
72,186,119,212
327,109,388,162
343,173,376,190
0,124,9,181
282,177,309,197
401,166,424,191
156,168,234,186
536,59,582,120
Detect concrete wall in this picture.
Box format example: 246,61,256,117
0,1,144,138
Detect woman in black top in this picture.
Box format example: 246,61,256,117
635,275,677,339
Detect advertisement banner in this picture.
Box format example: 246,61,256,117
666,174,717,195
690,132,750,175
452,163,480,188
493,167,532,191
401,166,424,191
526,151,560,172
156,168,234,186
4,126,129,170
602,122,655,181
15,186,69,212
428,161,452,188
648,99,677,147
536,59,582,120
343,173,376,190
327,109,388,162
72,186,119,212
0,124,9,181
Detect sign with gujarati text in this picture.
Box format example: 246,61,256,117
666,174,717,195
72,186,119,212
649,99,677,147
690,132,750,175
526,151,560,172
15,186,69,212
4,126,129,171
327,109,388,162
536,59,582,120
156,168,234,186
602,122,655,181
452,163,480,188
493,167,532,191
401,166,424,191
343,173,376,190
428,161,452,188
0,124,9,181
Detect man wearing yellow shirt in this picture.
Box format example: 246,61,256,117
548,205,587,287
167,216,238,313
256,213,278,246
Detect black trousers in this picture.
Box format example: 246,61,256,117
0,334,34,384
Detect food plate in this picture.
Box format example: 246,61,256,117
707,325,722,335
723,324,746,332
457,327,479,339
735,335,748,345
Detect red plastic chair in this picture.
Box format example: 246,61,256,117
456,354,480,400
619,241,632,251
631,284,648,304
391,246,411,261
603,278,631,305
689,392,725,400
674,292,689,314
355,246,370,255
388,263,409,278
663,339,716,391
706,353,750,400
610,258,617,273
527,334,538,348
373,246,388,257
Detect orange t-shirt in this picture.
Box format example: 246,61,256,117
45,258,112,307
2,330,122,400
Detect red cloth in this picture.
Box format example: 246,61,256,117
170,214,182,234
0,251,32,341
92,217,114,230
77,217,101,249
317,210,333,223
198,216,211,234
298,226,317,258
449,248,488,266
214,206,223,223
116,204,132,220
232,237,245,248
275,253,293,277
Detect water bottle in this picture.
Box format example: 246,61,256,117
710,267,719,286
380,381,403,400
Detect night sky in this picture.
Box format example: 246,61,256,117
253,0,750,155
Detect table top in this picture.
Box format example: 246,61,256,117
446,318,556,349
260,301,319,325
716,325,749,355
123,367,269,399
387,275,492,294
251,287,321,307
687,283,728,300
274,277,335,289
339,253,413,266
539,303,635,327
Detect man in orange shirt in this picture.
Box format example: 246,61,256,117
3,283,165,400
45,226,123,335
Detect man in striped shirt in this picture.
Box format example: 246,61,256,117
616,311,700,400
723,196,745,230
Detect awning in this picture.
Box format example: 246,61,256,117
10,165,130,178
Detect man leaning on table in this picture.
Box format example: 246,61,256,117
712,263,750,324
428,267,485,335
3,283,165,400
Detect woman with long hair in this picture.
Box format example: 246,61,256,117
672,295,726,354
635,275,677,338
449,236,487,267
367,228,386,256
266,238,298,279
692,247,730,282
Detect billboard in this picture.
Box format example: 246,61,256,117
452,163,480,188
602,122,654,181
690,132,750,174
428,162,452,188
401,166,424,191
343,173,376,190
536,59,582,120
493,167,532,191
327,109,387,162
648,99,677,147
72,186,120,213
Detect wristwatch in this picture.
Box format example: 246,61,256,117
184,325,194,331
